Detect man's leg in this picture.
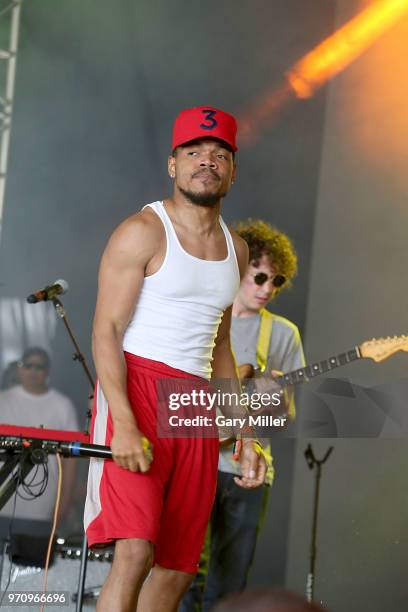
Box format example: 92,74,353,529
137,564,194,612
203,472,268,611
96,538,153,612
150,432,218,612
179,526,211,612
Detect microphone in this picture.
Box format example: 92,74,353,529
26,279,69,303
59,441,112,459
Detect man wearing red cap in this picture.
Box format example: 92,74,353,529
84,106,267,612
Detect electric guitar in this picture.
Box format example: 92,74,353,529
219,335,408,446
238,334,408,388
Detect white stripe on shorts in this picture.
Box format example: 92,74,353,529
84,381,109,532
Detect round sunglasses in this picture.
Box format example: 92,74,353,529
253,272,286,288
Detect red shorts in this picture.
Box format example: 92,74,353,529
84,353,219,573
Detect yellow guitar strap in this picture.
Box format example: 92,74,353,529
256,308,273,373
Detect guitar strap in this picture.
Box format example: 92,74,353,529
256,308,273,373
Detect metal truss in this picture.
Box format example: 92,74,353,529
0,0,22,240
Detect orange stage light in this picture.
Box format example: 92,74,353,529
287,0,408,99
239,0,408,143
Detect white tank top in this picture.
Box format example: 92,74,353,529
122,201,241,379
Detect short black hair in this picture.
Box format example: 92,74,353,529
21,346,51,369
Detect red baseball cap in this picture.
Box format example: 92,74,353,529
172,106,238,152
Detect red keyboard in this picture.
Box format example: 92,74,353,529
0,423,89,444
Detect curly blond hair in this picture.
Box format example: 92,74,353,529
233,218,298,293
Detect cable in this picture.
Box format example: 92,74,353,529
0,455,25,607
17,461,49,500
0,450,51,607
40,453,62,612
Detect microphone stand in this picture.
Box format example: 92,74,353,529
304,444,333,604
51,298,94,612
52,298,95,396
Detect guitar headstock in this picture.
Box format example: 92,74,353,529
359,335,408,362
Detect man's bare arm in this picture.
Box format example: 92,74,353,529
212,231,247,397
211,229,248,381
92,210,162,471
211,232,267,488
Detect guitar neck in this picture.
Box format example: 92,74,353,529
275,346,361,388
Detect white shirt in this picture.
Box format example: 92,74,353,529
0,385,79,522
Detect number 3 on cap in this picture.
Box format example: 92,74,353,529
200,109,218,130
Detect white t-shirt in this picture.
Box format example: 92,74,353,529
0,385,79,522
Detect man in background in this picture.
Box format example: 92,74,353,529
182,219,305,611
0,346,79,537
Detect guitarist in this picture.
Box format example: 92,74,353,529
181,219,305,611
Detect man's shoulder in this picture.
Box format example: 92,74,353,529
228,228,247,254
0,385,20,402
269,312,301,338
115,203,164,237
104,202,165,259
267,312,305,369
47,389,79,427
47,388,75,408
227,228,248,274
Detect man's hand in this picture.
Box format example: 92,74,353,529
111,421,152,472
251,369,292,419
234,439,267,489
